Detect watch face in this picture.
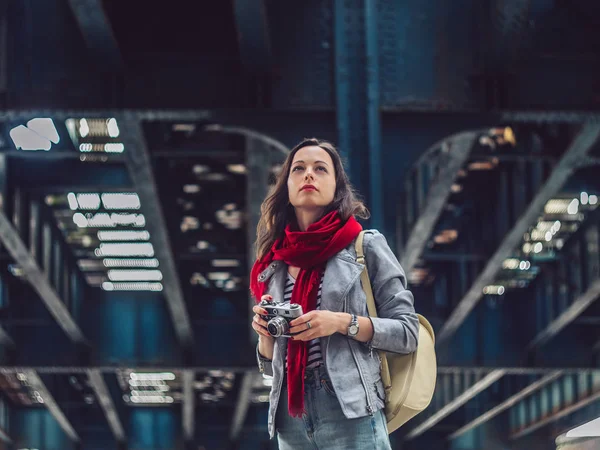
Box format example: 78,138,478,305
349,325,359,335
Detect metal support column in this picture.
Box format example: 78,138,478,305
87,369,125,443
120,116,194,348
182,370,195,442
229,372,255,442
364,0,383,230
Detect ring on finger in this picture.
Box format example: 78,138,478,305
306,321,312,330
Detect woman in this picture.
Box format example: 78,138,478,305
250,138,419,449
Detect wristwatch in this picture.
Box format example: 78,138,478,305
347,314,359,338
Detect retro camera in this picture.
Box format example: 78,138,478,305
259,300,303,338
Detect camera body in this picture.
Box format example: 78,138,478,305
259,300,303,338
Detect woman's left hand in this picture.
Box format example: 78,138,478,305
288,310,344,341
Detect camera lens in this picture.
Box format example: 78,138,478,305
267,316,289,337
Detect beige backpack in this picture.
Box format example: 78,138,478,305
356,231,437,434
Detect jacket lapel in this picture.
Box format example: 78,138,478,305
263,261,287,302
257,247,364,313
321,248,364,313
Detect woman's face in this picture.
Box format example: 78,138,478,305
287,145,336,212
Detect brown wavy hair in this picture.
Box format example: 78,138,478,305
254,138,369,260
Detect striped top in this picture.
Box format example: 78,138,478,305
284,272,323,369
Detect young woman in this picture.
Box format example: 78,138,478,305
250,138,419,449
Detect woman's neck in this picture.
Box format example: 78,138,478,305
294,208,325,231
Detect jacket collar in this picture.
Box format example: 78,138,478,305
256,244,364,313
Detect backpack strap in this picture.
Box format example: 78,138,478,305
355,231,392,394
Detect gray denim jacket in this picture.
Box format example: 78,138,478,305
255,230,419,439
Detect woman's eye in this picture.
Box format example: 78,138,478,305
317,166,327,172
292,166,304,172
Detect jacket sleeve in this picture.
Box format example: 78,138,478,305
364,230,419,354
256,344,274,377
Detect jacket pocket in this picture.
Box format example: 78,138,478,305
321,377,338,399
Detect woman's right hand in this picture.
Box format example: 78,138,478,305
252,295,275,340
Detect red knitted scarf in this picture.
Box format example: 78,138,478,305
250,211,362,416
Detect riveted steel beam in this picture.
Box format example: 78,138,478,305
528,222,600,350
67,0,123,69
400,132,478,273
449,371,563,440
405,370,506,440
232,0,272,74
0,425,11,444
511,384,600,439
120,116,194,347
87,369,125,443
529,279,600,350
0,156,87,345
182,370,195,442
438,123,600,344
229,372,255,442
23,370,80,442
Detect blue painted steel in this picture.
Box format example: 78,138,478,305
510,372,600,439
266,1,333,108
334,0,384,229
12,409,75,450
232,0,271,74
377,0,479,110
333,0,353,176
87,292,181,366
128,408,178,449
364,0,383,231
67,0,124,69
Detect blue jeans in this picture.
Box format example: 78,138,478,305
275,365,391,450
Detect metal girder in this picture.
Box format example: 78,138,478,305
87,369,125,443
400,132,477,273
0,110,212,123
245,136,276,346
2,109,600,125
229,372,255,442
405,370,506,440
364,0,383,230
490,0,531,67
501,111,600,124
511,384,600,440
23,370,80,442
437,123,600,344
0,0,7,95
204,125,289,156
67,0,123,69
0,426,11,444
448,371,563,440
528,279,600,350
182,370,195,442
232,0,272,74
0,205,87,345
120,117,194,347
0,325,13,348
0,365,597,375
